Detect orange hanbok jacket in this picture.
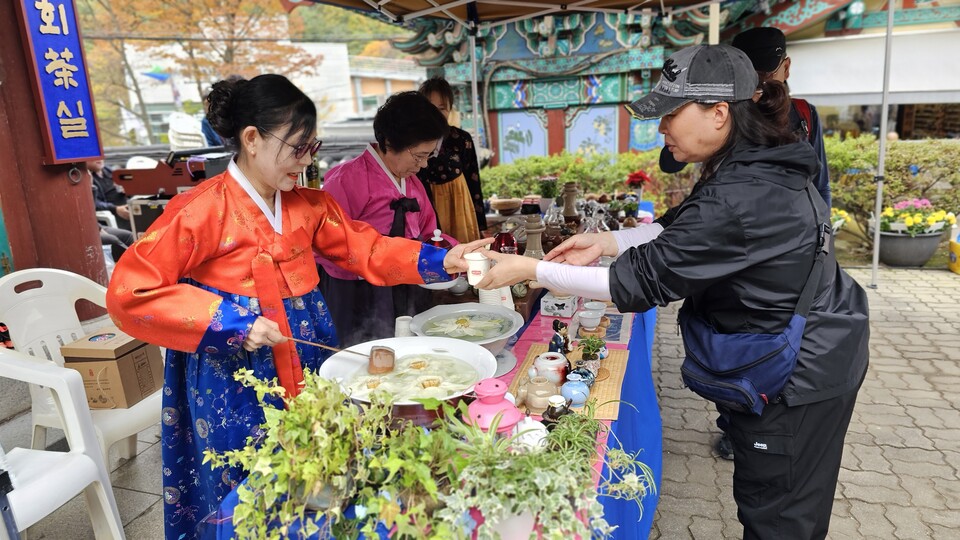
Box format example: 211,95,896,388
106,171,450,395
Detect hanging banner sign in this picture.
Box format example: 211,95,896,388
14,0,103,164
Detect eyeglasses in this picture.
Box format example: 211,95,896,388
261,130,323,159
407,148,438,165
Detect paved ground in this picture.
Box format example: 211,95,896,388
1,267,958,539
650,268,960,539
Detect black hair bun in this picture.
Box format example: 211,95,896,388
206,77,247,140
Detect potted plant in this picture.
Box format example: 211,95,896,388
876,198,956,266
622,200,639,219
538,175,560,213
203,369,395,539
207,372,656,539
434,401,656,539
831,207,849,234
625,169,651,201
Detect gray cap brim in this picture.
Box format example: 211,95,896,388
625,93,691,120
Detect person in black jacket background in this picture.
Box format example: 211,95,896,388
477,44,869,540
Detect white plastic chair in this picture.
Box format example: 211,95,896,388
0,348,125,539
95,211,118,229
167,112,205,151
0,268,162,465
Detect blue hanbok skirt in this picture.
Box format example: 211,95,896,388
160,281,337,540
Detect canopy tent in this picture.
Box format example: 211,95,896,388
301,0,718,27
305,0,900,286
300,0,728,159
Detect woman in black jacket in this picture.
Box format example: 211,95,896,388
477,44,869,540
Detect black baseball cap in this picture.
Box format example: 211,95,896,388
731,27,787,73
626,44,759,120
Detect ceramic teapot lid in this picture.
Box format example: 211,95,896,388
468,378,523,434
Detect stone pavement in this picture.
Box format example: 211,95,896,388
1,267,958,539
649,268,960,539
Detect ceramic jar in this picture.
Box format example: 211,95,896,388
533,352,570,385
540,395,572,431
561,373,590,408
569,366,596,387
467,378,523,434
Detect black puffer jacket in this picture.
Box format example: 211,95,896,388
610,142,869,406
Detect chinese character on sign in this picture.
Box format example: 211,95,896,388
34,0,69,35
43,47,78,89
56,100,89,138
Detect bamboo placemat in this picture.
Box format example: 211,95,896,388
507,343,629,421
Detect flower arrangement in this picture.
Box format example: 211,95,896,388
625,169,651,189
206,369,656,539
879,198,956,237
831,208,849,232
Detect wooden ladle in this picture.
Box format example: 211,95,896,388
285,336,396,374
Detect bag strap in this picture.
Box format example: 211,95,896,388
792,98,813,142
795,185,830,317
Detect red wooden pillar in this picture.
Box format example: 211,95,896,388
0,0,105,285
546,110,565,155
487,110,500,167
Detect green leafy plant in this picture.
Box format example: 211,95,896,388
482,151,696,216
205,371,656,539
826,135,960,248
434,401,656,539
538,176,559,199
203,369,393,539
577,336,606,359
622,201,639,214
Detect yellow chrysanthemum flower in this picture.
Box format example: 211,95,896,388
914,213,923,222
882,207,894,217
948,214,957,225
904,216,915,227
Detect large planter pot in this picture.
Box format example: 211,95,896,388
487,511,536,539
878,231,943,267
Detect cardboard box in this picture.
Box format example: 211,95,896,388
949,240,960,276
61,327,163,409
540,292,579,318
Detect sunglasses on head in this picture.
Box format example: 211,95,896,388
261,130,323,159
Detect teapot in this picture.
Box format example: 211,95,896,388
560,373,590,408
516,371,558,415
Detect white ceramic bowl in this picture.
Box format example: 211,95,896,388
409,302,524,355
316,336,496,406
418,276,459,291
583,301,607,312
578,310,603,330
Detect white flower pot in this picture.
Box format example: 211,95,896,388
488,511,536,540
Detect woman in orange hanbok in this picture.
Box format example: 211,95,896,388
105,74,485,540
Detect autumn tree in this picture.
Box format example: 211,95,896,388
292,4,411,56
147,0,322,100
78,0,160,144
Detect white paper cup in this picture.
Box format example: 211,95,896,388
465,253,490,286
394,316,413,337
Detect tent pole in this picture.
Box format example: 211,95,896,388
469,28,481,146
708,1,719,44
869,0,895,288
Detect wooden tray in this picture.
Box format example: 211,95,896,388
508,343,629,421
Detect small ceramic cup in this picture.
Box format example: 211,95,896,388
578,310,603,331
465,253,490,286
394,316,413,337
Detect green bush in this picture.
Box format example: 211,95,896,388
826,135,960,247
482,151,698,216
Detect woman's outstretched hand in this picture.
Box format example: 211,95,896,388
544,232,618,266
442,237,493,274
475,250,539,290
